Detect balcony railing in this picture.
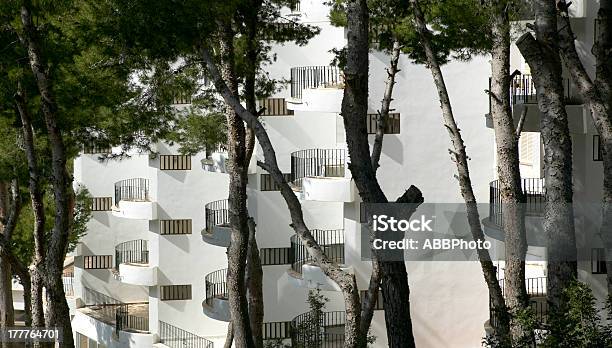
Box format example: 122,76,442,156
82,287,149,332
204,199,229,233
291,311,345,347
114,178,150,205
290,229,344,275
115,239,149,269
290,149,346,190
290,66,342,100
204,268,228,306
159,321,214,348
489,178,545,227
509,74,579,105
62,273,74,297
490,277,548,328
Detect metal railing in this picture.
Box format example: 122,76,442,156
204,268,228,306
509,74,579,105
499,277,547,297
62,273,74,297
82,287,149,332
290,229,344,275
291,311,345,347
490,277,548,329
204,199,229,233
159,321,213,348
489,178,545,227
115,239,149,269
114,178,150,205
290,149,346,189
290,66,342,100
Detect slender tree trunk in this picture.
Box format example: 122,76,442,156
516,0,577,310
408,0,511,343
14,83,47,332
217,21,256,348
0,182,16,348
557,0,612,296
201,46,363,348
488,1,532,343
19,3,74,347
224,322,234,348
370,39,401,172
246,219,263,348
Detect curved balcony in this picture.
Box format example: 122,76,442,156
291,311,345,347
290,149,353,202
202,199,231,247
489,277,548,329
203,269,230,322
287,66,343,112
483,178,546,247
288,230,350,291
112,178,157,220
115,240,157,286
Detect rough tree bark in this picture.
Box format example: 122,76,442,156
556,0,612,295
0,180,19,348
516,0,577,309
216,21,256,347
19,3,75,347
487,0,531,343
341,2,424,346
245,219,263,348
408,0,511,342
14,82,47,333
201,46,363,348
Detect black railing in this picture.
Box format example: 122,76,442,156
114,178,150,205
82,287,149,332
290,66,342,100
490,277,548,329
290,229,344,275
115,239,149,269
159,321,214,348
204,199,229,233
204,268,228,306
263,321,292,340
290,149,346,189
489,178,545,227
509,74,579,105
499,277,547,297
291,311,345,348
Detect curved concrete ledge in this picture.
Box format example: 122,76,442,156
118,263,158,286
112,201,157,220
201,225,231,247
287,264,353,292
287,88,344,113
482,216,545,247
302,177,355,202
72,310,155,347
202,298,231,322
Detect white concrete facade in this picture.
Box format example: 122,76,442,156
66,1,607,347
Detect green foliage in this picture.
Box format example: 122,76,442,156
166,111,227,155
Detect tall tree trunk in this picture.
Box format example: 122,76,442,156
557,0,612,296
0,181,16,348
217,22,256,347
408,0,511,343
341,2,423,347
246,219,263,348
224,322,234,348
516,0,577,310
14,83,47,332
488,0,532,344
370,39,401,172
19,3,74,347
201,46,363,348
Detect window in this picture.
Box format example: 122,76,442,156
593,135,603,161
360,289,384,310
260,248,293,265
159,155,192,170
90,197,112,211
83,255,113,269
592,248,607,274
160,285,192,301
260,173,292,191
366,113,401,134
519,133,535,166
160,219,192,235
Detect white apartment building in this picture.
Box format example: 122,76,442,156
63,1,608,347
